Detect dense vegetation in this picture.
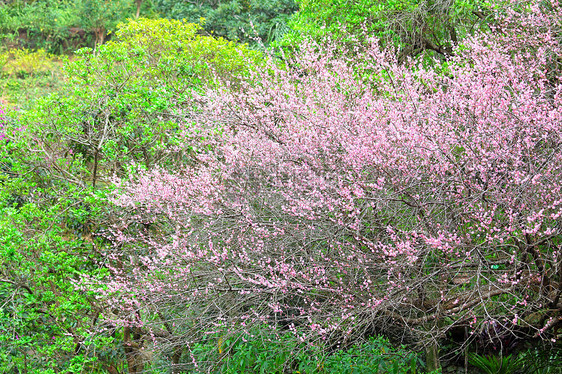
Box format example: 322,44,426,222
0,0,297,52
1,0,562,373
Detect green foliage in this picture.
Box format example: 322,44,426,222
17,17,262,186
0,48,64,108
0,0,152,53
0,48,56,77
519,346,562,374
282,0,492,60
1,30,264,374
0,0,293,52
0,136,119,372
112,17,260,83
468,352,524,374
0,0,78,52
189,330,422,373
153,0,298,46
74,0,141,45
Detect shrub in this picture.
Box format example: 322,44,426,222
188,330,421,373
18,17,262,188
0,48,64,107
0,48,57,78
100,1,562,370
0,113,120,373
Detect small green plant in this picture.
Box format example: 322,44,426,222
468,352,524,374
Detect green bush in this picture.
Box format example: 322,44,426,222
16,17,263,187
0,48,65,108
110,17,262,85
188,329,422,374
0,17,265,372
0,116,120,372
0,48,57,78
519,346,562,374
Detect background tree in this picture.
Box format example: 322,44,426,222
0,0,153,53
153,0,298,46
75,0,132,46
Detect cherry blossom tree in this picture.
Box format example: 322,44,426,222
97,0,562,368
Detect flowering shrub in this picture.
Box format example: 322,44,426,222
98,0,562,368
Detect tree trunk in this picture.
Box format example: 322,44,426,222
136,0,142,18
124,326,144,373
426,343,441,372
